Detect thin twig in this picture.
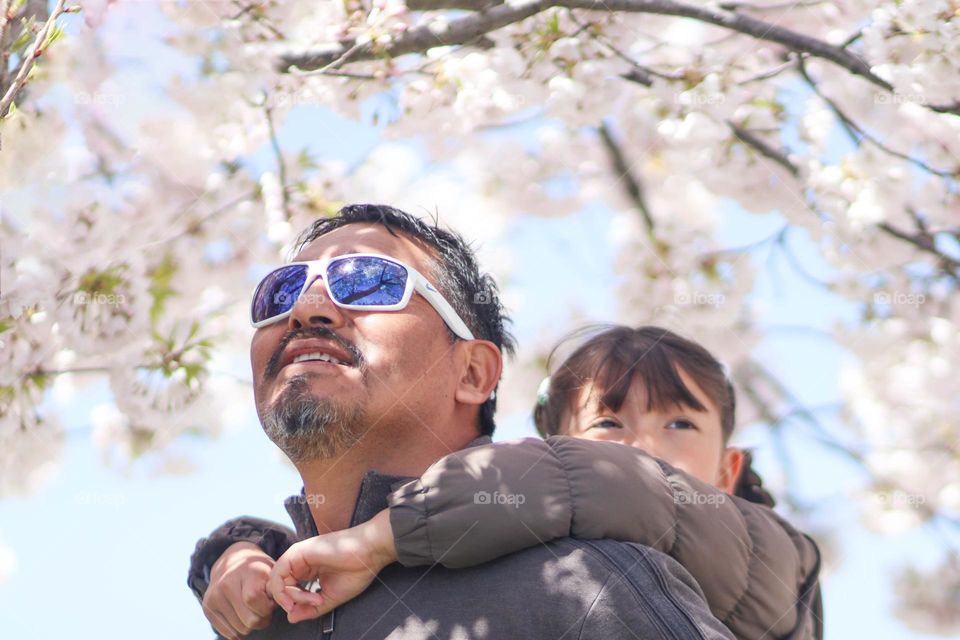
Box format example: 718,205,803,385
727,120,799,177
0,0,15,90
735,358,955,526
263,99,292,221
569,9,683,85
719,0,828,11
707,224,788,256
736,56,795,85
407,0,505,8
0,0,14,59
135,188,264,251
288,68,378,80
598,121,655,235
0,0,69,118
797,59,958,179
878,221,960,276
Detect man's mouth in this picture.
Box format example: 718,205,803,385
291,351,350,366
279,338,357,371
263,328,363,382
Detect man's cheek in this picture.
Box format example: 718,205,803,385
250,335,269,376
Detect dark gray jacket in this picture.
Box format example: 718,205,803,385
190,437,821,639
190,447,735,639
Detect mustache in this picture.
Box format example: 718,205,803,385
262,326,366,383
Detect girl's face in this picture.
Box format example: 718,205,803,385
563,367,743,492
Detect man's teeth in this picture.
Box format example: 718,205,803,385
292,352,347,365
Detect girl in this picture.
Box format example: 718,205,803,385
204,326,822,639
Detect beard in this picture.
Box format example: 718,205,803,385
261,375,367,464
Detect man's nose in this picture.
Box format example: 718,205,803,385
286,274,347,330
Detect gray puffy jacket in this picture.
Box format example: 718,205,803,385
189,436,822,639
386,437,822,640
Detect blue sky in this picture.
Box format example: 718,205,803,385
1,5,953,639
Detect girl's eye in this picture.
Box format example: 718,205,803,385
588,418,623,430
666,419,697,431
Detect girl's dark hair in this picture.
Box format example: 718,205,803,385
534,324,775,506
732,450,777,507
534,325,736,441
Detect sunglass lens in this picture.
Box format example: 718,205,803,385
252,264,308,324
327,256,407,306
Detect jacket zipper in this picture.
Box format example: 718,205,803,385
319,608,335,639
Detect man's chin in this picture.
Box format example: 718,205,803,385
274,370,352,400
261,381,366,463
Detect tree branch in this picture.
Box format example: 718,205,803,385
798,60,959,179
569,9,683,86
276,1,549,73
277,0,960,115
262,98,292,220
598,121,655,235
878,221,960,277
719,0,829,10
560,0,891,97
0,0,69,119
0,0,17,92
727,120,799,177
407,0,505,8
0,0,14,58
734,358,956,526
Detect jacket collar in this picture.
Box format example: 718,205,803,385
283,435,493,539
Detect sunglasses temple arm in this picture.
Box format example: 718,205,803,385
415,280,475,341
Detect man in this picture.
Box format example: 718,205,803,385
188,204,735,639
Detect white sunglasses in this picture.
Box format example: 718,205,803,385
250,252,475,341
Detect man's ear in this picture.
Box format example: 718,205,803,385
454,340,502,407
716,447,745,495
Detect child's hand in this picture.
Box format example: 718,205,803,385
203,542,277,639
268,509,397,623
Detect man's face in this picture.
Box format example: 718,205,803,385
251,223,464,463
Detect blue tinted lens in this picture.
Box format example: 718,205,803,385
252,264,308,323
327,256,407,306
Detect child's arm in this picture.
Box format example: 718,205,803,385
187,516,296,637
187,516,296,602
383,436,822,640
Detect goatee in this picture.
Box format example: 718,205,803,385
262,375,366,463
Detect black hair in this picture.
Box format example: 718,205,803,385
294,204,516,436
534,324,775,506
534,325,736,441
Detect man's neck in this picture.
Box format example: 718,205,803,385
296,428,480,534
